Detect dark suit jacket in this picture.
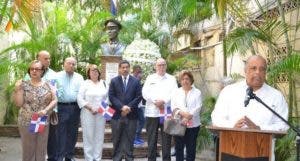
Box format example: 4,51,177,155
109,75,142,119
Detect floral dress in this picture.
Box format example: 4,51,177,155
18,81,53,126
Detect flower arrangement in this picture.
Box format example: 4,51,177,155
123,38,161,81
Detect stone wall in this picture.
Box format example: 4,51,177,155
173,4,300,116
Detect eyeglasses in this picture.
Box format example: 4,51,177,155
30,68,43,71
248,66,266,73
157,64,166,67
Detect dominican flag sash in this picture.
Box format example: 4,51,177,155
29,113,47,133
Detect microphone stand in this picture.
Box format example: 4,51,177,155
248,91,300,161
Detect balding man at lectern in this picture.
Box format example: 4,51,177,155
211,55,289,160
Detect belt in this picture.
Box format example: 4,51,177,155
58,102,77,105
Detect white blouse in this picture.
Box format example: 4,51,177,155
77,79,108,110
171,86,202,128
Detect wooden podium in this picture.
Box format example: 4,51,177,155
207,126,286,161
100,55,122,82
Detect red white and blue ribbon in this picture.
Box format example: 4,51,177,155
159,106,172,124
29,113,47,133
98,101,116,120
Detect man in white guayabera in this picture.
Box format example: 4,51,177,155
211,55,289,161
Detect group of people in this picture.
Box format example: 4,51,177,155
13,52,84,161
12,48,203,161
12,17,289,161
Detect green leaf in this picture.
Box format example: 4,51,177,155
268,52,300,81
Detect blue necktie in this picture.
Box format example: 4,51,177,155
123,77,127,92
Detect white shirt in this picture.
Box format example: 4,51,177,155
171,87,202,128
142,73,178,117
77,79,108,110
211,80,289,131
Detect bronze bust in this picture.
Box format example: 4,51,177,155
100,19,126,56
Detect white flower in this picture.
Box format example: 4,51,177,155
123,38,161,81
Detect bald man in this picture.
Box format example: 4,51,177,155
56,57,84,161
142,58,178,161
37,50,57,161
24,50,56,81
211,55,289,160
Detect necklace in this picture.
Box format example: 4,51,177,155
30,80,42,87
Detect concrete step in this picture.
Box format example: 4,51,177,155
0,125,19,137
74,142,162,159
77,127,149,143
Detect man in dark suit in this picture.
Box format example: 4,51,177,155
109,60,142,161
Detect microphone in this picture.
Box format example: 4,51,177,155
244,87,254,107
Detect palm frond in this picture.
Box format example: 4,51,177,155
213,0,227,19
214,0,247,21
4,0,42,32
268,52,300,80
259,19,289,44
225,27,272,56
0,0,10,26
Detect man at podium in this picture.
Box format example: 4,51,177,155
211,55,289,160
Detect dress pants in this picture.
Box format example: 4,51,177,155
81,108,105,161
47,123,58,161
18,125,49,161
135,106,145,139
146,117,172,161
57,103,81,161
111,117,137,161
175,126,200,161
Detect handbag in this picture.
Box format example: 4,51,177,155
49,111,58,125
163,118,186,136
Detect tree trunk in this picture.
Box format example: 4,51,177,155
276,0,295,119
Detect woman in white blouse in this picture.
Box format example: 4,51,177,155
77,64,107,161
171,70,202,161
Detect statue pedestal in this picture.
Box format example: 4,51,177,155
100,55,122,83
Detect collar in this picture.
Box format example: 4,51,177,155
155,73,167,80
121,75,129,80
109,40,119,45
243,79,266,95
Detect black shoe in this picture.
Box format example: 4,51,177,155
156,152,160,157
171,151,176,156
64,158,75,161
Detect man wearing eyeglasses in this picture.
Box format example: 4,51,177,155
142,58,178,161
56,57,84,161
211,55,289,161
